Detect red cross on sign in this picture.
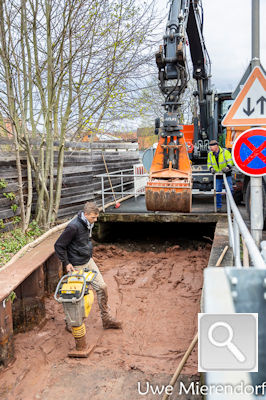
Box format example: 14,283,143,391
232,128,266,176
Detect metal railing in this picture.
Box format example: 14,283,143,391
96,168,224,213
191,172,224,213
96,168,265,268
95,168,149,212
223,174,265,269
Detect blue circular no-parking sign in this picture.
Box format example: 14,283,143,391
232,128,266,177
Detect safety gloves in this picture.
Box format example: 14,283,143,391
210,166,231,174
222,167,230,173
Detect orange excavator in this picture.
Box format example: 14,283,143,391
146,0,214,212
145,0,235,212
145,0,266,214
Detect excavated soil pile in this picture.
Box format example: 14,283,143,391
0,241,211,400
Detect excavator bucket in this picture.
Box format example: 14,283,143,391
145,133,192,212
145,174,192,212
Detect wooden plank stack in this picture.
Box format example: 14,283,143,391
0,141,140,231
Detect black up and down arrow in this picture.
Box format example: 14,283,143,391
243,96,266,116
257,96,266,114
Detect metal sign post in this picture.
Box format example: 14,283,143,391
251,0,263,247
223,0,265,247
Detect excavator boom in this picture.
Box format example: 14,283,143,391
146,0,211,212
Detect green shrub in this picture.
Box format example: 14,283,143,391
0,221,44,266
3,192,16,201
0,178,7,189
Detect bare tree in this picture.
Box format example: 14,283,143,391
70,0,161,134
0,0,160,228
0,0,26,231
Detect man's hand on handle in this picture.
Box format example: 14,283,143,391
210,167,215,174
222,167,230,173
66,264,75,273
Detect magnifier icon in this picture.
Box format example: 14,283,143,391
208,321,246,362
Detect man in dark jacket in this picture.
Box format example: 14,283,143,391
54,201,121,330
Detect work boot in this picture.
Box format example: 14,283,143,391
97,286,122,330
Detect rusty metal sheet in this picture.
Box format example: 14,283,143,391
0,299,14,366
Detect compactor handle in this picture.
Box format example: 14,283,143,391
54,273,86,304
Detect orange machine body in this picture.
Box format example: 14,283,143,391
225,125,266,148
145,122,253,213
145,131,192,213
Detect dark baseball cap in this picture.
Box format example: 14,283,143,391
209,140,218,146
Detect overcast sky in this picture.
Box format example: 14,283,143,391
202,0,266,92
156,0,266,93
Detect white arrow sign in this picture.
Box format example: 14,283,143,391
222,66,266,127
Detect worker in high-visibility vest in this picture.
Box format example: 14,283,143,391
207,140,234,212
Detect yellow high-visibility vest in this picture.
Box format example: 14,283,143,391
207,146,234,172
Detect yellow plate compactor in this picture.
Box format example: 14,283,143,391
54,269,97,358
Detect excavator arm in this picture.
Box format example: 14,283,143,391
156,0,213,143
145,0,214,212
187,0,214,146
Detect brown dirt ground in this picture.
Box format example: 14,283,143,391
0,242,211,400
